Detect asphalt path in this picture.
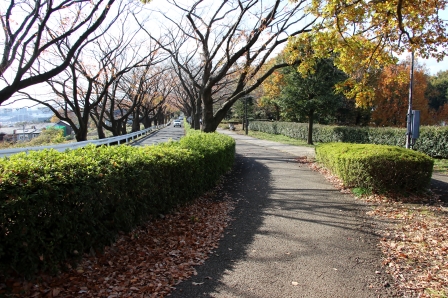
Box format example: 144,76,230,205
131,126,446,297
431,172,448,205
131,124,185,146
169,130,399,298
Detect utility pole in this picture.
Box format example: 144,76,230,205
406,51,415,149
245,97,249,135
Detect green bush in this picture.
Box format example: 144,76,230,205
249,121,448,158
316,143,434,194
0,132,235,277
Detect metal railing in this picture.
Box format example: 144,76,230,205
0,125,165,158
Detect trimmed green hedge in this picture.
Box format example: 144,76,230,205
316,143,434,193
0,132,235,277
249,121,448,158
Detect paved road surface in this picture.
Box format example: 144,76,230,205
431,172,448,205
132,124,185,146
169,130,399,298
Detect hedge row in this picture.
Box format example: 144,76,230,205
0,131,235,277
316,143,434,194
249,121,448,158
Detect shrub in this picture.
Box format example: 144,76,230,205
27,127,66,146
316,143,434,194
0,132,235,277
250,121,448,158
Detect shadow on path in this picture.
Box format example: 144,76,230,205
431,172,448,205
168,148,272,297
169,138,398,298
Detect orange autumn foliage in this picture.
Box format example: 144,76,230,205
436,103,448,124
261,71,285,101
371,63,434,127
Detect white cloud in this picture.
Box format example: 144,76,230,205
420,56,448,75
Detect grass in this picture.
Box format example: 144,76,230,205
351,187,372,197
433,158,448,174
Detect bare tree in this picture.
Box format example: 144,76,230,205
0,0,119,104
144,0,317,132
94,63,172,136
170,58,202,129
18,3,163,141
136,66,175,128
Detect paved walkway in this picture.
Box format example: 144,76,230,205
169,130,399,297
431,172,448,204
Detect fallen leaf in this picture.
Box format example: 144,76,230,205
0,187,235,298
52,289,60,297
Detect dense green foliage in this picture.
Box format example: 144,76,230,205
0,132,235,277
316,143,434,193
27,128,66,146
249,121,448,158
277,61,347,123
427,70,448,111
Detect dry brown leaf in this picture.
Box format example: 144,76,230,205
300,159,448,297
0,187,234,298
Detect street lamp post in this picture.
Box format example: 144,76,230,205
406,51,415,149
245,97,248,135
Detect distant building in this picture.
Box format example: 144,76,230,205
51,120,73,136
0,124,48,143
4,127,41,143
0,108,13,114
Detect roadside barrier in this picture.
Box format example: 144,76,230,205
0,125,165,158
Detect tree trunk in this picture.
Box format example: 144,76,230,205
90,115,106,139
275,104,281,121
203,93,241,132
190,107,196,129
202,90,216,132
194,97,201,130
307,108,314,145
97,123,106,139
110,121,120,136
121,121,127,135
75,125,88,142
132,109,140,132
158,112,164,125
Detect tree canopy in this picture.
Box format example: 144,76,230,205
287,0,448,106
371,61,434,127
277,59,347,144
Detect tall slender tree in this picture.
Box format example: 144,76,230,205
278,59,348,144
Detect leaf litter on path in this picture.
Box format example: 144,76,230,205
297,157,448,297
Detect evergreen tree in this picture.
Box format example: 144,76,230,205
278,59,347,144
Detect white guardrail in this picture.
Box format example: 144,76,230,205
0,124,166,158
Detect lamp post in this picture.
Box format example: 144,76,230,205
405,51,415,149
245,96,248,135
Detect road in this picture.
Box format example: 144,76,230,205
131,123,185,146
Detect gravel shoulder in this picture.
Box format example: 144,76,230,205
169,130,399,297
